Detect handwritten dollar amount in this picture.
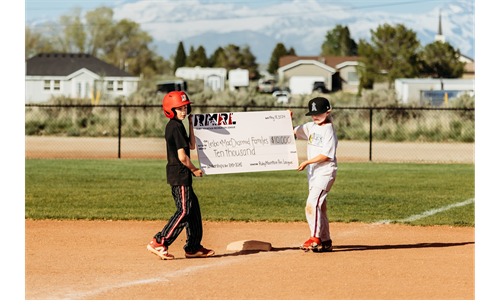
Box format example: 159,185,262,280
203,136,293,158
205,136,292,149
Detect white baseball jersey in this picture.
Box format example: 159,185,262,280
295,122,338,190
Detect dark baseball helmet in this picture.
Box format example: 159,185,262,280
305,97,331,116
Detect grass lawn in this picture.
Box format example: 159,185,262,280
25,159,475,226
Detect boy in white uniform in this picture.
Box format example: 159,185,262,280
293,97,338,252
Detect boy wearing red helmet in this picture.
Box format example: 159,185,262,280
147,91,215,260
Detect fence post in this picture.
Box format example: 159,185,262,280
118,105,122,159
369,108,373,162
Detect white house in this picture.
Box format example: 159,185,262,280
25,53,139,103
395,78,475,105
277,56,361,94
175,66,227,91
228,68,249,91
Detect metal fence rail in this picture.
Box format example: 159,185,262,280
25,104,475,163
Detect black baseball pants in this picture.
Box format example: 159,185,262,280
154,185,203,253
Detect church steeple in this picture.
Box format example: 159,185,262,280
435,10,445,43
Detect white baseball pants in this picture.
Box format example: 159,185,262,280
305,182,334,242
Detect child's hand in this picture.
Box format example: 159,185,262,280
297,161,307,171
192,168,204,177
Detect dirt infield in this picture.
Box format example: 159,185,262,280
25,136,475,163
25,220,474,300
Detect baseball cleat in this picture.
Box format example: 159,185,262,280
185,247,215,258
313,239,334,252
147,239,174,260
300,237,321,250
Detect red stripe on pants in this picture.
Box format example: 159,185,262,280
165,186,186,240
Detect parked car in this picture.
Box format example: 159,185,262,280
272,91,291,104
257,79,279,93
289,76,325,94
313,81,330,93
156,80,187,94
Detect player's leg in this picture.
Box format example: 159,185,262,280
302,186,326,250
319,198,330,242
318,177,335,252
156,186,189,247
183,186,203,251
184,187,215,258
148,186,188,259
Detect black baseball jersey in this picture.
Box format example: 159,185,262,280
165,118,192,186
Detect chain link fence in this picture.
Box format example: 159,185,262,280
25,104,474,163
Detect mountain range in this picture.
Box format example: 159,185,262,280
49,0,478,64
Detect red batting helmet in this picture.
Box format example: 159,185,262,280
162,91,192,119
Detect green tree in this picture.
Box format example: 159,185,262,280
63,8,86,53
357,23,420,90
193,46,209,67
217,44,259,79
174,41,187,72
186,45,196,67
186,45,208,67
101,19,156,76
85,6,114,56
419,41,466,78
26,6,161,77
239,45,260,79
320,25,357,56
209,47,225,67
46,8,86,53
25,27,53,59
267,43,295,74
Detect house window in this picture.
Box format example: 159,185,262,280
107,81,114,91
117,81,123,91
44,80,51,90
77,83,81,96
54,80,60,91
347,72,359,84
85,82,90,98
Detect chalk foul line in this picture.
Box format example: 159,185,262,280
376,198,475,225
60,256,243,300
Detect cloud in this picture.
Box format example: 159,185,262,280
76,0,476,61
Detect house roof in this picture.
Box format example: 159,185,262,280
277,59,337,73
26,53,135,77
279,55,361,69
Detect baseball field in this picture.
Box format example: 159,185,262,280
24,158,475,300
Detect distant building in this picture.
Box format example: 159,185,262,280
174,66,227,91
277,56,361,94
25,53,139,103
395,78,474,106
433,12,474,79
228,69,249,91
435,10,445,43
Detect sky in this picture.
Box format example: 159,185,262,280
25,0,450,23
24,0,476,63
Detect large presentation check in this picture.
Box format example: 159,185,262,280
193,110,298,175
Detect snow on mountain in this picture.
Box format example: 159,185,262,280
91,0,477,63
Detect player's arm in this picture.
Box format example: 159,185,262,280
188,115,196,150
178,148,203,177
287,109,296,135
297,154,330,171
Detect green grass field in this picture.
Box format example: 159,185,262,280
25,159,475,226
